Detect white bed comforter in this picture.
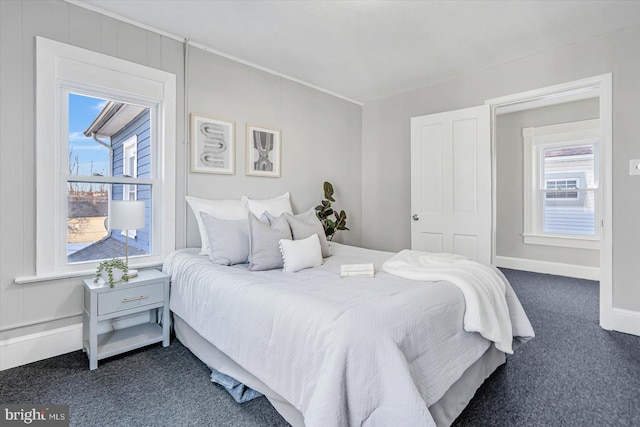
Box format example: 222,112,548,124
383,250,534,354
164,244,533,427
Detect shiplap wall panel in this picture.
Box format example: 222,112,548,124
23,2,70,278
161,36,187,249
146,32,163,71
99,14,118,57
0,0,25,328
68,5,102,52
116,21,150,65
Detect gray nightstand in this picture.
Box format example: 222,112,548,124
83,269,170,370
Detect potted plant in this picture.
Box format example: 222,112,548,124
94,258,129,288
315,181,349,241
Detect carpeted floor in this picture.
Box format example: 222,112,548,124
1,268,639,426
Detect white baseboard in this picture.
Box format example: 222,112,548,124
0,323,82,371
494,255,600,280
608,308,640,337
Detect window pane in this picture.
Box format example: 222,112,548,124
68,93,151,179
543,144,596,189
68,94,111,177
543,190,595,236
67,183,152,263
541,143,596,236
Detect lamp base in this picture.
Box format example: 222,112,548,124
127,269,139,279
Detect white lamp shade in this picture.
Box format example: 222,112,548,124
110,200,145,230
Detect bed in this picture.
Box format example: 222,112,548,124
164,242,533,427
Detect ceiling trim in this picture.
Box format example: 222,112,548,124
65,0,184,42
65,0,363,106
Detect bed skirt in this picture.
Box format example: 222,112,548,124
174,314,505,427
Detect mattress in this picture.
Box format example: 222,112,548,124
164,243,529,426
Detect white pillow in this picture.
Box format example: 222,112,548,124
241,192,292,218
186,196,248,255
279,234,323,273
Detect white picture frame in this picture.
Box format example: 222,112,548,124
246,124,281,177
191,114,235,174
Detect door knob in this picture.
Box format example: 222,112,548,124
412,214,419,221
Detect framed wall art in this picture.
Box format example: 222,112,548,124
246,124,281,177
191,114,235,174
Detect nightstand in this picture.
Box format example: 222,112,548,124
83,269,170,370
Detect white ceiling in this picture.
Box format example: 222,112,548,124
79,0,640,103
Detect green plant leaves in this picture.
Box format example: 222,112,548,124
323,181,335,202
316,181,347,241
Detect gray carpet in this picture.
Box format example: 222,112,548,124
1,269,639,426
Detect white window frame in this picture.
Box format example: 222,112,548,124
523,118,600,250
23,37,176,282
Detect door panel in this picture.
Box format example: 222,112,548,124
420,232,444,253
411,105,491,263
418,123,443,214
453,234,478,260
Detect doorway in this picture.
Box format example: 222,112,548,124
486,74,613,330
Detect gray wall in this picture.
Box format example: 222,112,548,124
362,24,640,312
496,99,600,267
185,46,362,249
0,0,361,344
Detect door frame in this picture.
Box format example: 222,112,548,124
485,74,613,330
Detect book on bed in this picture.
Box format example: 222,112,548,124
340,263,375,278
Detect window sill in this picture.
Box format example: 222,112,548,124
523,233,600,250
14,261,163,285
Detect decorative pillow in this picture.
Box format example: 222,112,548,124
186,196,248,255
200,212,249,265
241,192,292,218
283,209,331,258
279,234,323,273
248,212,292,271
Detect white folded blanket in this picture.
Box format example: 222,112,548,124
382,250,533,354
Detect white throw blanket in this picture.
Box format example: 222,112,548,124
383,250,532,354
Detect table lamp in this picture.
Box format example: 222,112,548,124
109,200,145,278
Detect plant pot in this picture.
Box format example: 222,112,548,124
101,268,123,284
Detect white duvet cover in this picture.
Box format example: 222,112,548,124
164,243,532,427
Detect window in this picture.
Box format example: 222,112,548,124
32,37,176,279
66,95,149,258
545,178,579,200
523,119,600,249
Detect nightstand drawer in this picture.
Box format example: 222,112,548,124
98,283,164,315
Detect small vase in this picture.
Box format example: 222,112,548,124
101,268,123,285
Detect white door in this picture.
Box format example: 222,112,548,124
410,105,491,263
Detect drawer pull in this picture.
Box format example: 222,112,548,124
121,295,149,303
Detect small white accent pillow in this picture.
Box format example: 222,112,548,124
279,234,323,273
186,196,248,255
263,208,330,257
283,209,331,258
241,192,292,218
